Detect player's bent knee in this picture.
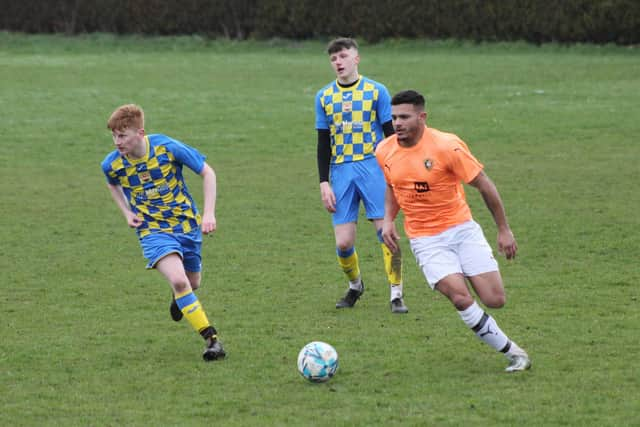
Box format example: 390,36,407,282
450,293,474,311
335,240,353,252
482,293,506,309
171,280,192,295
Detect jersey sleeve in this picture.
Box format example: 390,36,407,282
448,139,483,183
101,152,121,185
165,138,206,174
315,91,329,130
374,140,391,183
376,83,392,124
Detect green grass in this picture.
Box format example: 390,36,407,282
1,33,639,426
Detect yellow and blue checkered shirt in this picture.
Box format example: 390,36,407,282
101,134,204,238
315,76,392,164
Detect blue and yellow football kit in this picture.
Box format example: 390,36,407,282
102,134,217,345
315,76,391,164
315,75,402,292
101,134,204,239
315,76,392,224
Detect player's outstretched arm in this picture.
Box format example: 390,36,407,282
381,184,401,253
468,171,517,259
317,129,336,213
200,162,217,235
319,182,336,213
107,183,142,228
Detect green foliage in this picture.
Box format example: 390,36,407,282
1,0,639,44
0,34,639,426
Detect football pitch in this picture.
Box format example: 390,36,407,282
1,33,638,426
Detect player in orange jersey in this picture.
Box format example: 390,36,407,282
375,90,531,372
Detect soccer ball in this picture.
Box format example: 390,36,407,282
297,341,339,383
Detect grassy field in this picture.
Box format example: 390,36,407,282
1,33,639,426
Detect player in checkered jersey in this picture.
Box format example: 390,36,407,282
101,104,225,361
315,37,407,313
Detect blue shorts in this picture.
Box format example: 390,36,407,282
330,156,385,226
140,228,202,272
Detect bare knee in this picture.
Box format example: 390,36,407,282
335,238,354,252
187,272,201,291
482,293,506,309
169,276,191,295
449,292,475,311
435,275,474,311
155,254,193,295
334,224,356,252
469,272,506,309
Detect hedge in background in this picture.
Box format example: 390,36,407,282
1,0,638,44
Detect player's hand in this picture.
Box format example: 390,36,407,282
126,211,143,228
497,228,517,260
201,212,217,235
381,221,400,253
320,182,336,213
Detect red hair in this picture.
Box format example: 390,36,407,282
107,104,144,131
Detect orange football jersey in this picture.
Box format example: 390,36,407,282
375,126,483,237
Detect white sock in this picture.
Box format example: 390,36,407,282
349,276,363,291
390,284,403,301
458,301,510,353
458,301,484,327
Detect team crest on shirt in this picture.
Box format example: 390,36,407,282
140,171,152,183
424,159,434,170
342,92,353,112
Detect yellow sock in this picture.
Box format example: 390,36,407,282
337,247,360,282
175,290,211,335
381,243,402,285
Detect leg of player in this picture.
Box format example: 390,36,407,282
169,294,183,322
171,269,202,321
156,254,225,361
435,273,530,372
467,272,531,372
334,222,364,308
374,223,407,314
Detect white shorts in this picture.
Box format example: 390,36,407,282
409,220,498,289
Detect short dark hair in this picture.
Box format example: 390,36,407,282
327,37,358,54
391,90,426,108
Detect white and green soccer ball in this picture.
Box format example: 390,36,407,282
297,341,339,383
